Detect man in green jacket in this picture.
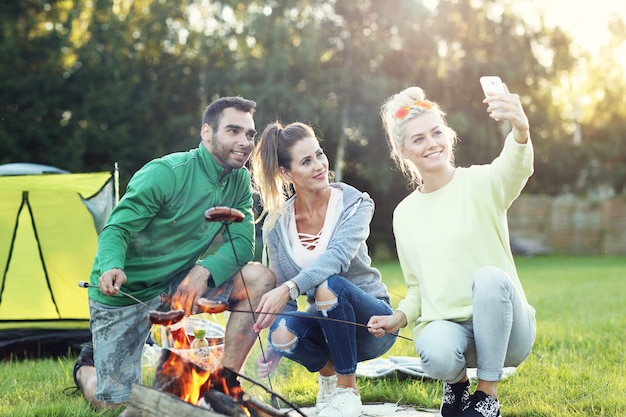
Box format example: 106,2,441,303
73,96,275,411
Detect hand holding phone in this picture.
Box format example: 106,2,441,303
480,76,507,120
480,76,506,96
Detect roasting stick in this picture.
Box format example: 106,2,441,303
196,302,412,342
77,281,185,327
78,281,152,310
204,206,281,410
233,367,308,417
236,309,412,341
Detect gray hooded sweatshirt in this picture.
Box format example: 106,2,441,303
263,182,390,313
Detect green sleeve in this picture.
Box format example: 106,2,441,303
96,162,172,272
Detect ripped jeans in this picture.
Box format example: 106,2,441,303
267,275,396,375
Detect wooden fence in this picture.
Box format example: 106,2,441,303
508,195,626,255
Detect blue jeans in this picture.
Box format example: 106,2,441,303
416,266,536,383
268,275,396,375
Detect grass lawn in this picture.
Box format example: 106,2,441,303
1,256,624,416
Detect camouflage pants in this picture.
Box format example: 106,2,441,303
89,296,162,403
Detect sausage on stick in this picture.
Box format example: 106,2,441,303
77,281,185,326
204,206,245,223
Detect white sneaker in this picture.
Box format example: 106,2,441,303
316,374,338,411
318,387,362,417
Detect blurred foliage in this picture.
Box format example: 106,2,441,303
1,0,625,254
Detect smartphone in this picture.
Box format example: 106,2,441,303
480,76,506,96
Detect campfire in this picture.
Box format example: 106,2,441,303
123,348,290,417
154,349,250,413
122,315,293,417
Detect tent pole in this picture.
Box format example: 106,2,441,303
114,162,120,205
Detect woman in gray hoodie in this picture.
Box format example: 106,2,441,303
251,121,396,417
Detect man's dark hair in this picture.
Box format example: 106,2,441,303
202,97,257,131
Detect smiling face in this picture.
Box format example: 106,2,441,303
282,136,329,192
401,112,454,177
201,107,256,171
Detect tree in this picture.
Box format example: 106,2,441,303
580,14,626,195
1,0,213,187
3,0,624,256
0,2,76,165
64,0,209,180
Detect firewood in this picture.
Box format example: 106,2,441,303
242,393,290,417
152,348,212,399
203,389,248,417
123,384,226,417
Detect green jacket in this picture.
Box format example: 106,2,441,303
88,143,255,306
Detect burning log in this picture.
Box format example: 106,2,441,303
243,393,291,417
123,384,291,417
122,384,225,417
202,391,288,417
152,348,212,403
203,389,248,417
132,348,291,417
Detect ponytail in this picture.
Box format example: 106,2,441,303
251,121,316,231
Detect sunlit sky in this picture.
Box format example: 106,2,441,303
188,1,626,69
517,0,626,61
539,1,623,50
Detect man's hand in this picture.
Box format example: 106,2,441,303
98,268,127,296
172,265,210,315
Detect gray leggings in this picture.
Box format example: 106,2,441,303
415,266,536,383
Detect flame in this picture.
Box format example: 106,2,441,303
156,349,211,404
209,368,250,417
170,325,191,348
155,351,253,415
171,299,184,311
152,316,248,413
215,372,243,400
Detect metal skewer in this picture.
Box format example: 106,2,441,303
227,308,412,341
205,206,282,410
77,280,154,311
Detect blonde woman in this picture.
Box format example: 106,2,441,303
368,86,536,417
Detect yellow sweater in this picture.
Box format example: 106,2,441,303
394,133,536,340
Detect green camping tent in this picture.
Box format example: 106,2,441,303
0,163,117,358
